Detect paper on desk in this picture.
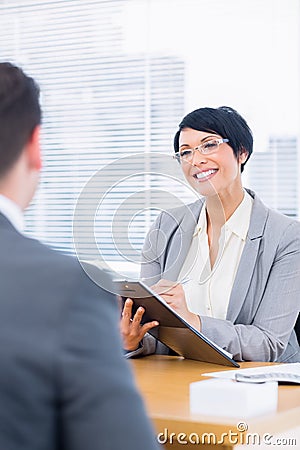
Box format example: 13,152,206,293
202,362,300,379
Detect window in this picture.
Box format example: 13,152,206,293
0,0,299,277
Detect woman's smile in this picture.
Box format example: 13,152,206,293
192,168,219,182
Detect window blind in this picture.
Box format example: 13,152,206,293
0,0,195,275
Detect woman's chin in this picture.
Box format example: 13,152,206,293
191,180,219,198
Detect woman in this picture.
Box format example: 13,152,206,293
121,106,300,362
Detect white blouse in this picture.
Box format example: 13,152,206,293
178,191,253,320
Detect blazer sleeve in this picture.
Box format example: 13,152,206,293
124,213,176,358
200,221,300,362
140,213,164,285
58,267,159,450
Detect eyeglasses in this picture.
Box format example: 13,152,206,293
174,138,229,163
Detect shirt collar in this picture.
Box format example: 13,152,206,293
0,195,24,233
194,190,253,241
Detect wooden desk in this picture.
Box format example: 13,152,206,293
131,356,300,449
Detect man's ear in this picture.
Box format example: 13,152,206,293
26,125,42,171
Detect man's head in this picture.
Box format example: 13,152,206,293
174,106,253,172
0,62,42,206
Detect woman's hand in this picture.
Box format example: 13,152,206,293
151,279,201,331
120,298,159,351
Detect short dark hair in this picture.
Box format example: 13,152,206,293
0,62,41,178
174,106,253,172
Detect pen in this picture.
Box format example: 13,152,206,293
180,277,191,285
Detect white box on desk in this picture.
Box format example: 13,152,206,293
190,378,278,418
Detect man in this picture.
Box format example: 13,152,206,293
0,62,159,450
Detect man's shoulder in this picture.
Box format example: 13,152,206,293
25,238,113,292
0,220,113,294
12,229,78,270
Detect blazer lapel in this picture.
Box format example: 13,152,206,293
226,190,269,322
163,200,204,281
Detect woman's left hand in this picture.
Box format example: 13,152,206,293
151,279,201,331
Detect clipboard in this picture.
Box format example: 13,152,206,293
115,279,239,367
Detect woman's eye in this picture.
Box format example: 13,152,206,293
180,149,193,158
203,140,218,151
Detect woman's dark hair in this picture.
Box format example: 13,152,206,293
0,62,41,178
174,106,253,172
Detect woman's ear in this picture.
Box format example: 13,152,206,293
238,148,248,165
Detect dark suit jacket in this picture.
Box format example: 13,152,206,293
0,213,158,450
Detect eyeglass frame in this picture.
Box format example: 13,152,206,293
173,138,229,163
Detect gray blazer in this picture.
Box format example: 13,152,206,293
0,213,158,450
140,189,300,362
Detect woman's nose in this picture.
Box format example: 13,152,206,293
191,149,207,165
